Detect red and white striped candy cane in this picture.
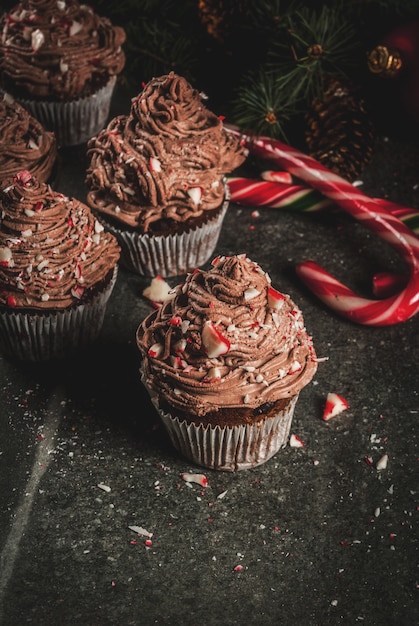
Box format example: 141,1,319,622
227,176,419,235
232,132,419,326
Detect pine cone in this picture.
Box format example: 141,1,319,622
305,78,375,182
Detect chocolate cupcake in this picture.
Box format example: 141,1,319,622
0,170,120,360
137,255,319,471
85,72,246,276
0,92,57,183
0,0,126,146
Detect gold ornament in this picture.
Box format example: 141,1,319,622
367,45,403,78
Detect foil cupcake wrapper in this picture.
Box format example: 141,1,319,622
99,199,228,277
0,266,118,361
12,76,117,147
140,370,299,471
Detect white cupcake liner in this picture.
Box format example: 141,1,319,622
99,199,228,277
156,395,298,471
12,76,117,147
141,369,299,471
0,266,117,361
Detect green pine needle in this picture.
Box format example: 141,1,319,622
230,69,297,140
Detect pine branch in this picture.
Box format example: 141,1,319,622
230,69,297,140
268,4,361,103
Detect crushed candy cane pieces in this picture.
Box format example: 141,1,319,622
322,393,349,421
181,472,208,487
289,434,304,448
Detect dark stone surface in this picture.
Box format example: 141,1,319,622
1,101,418,625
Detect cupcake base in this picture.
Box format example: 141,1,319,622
10,76,117,147
99,200,228,277
142,365,299,470
0,267,118,361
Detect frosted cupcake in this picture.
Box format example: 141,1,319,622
0,92,57,183
85,72,246,276
137,254,318,471
0,0,126,146
0,170,120,361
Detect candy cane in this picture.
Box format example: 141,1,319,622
227,177,419,236
230,131,419,326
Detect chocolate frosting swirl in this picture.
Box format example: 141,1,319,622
86,73,246,233
0,0,126,100
0,93,57,183
0,171,120,310
137,255,318,417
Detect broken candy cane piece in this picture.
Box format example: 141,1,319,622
187,187,202,205
323,393,349,421
149,157,161,172
289,434,305,448
267,286,286,310
181,472,208,487
148,342,163,358
201,321,230,358
143,275,175,307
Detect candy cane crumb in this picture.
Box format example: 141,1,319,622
181,472,208,487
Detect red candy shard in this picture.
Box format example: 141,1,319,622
15,170,32,185
267,286,286,310
322,393,349,421
201,321,230,358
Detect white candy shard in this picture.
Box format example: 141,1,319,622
31,28,44,51
187,187,202,205
0,246,12,264
143,275,175,305
376,453,388,470
69,20,83,36
97,483,111,493
244,287,260,301
128,525,153,538
149,157,161,172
